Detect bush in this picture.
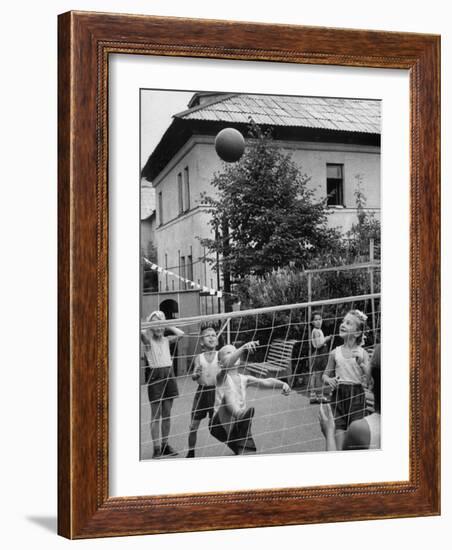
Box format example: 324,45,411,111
346,177,381,261
233,266,380,385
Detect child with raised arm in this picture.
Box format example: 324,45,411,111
309,311,332,404
209,341,290,455
322,309,371,450
186,326,220,458
141,310,184,459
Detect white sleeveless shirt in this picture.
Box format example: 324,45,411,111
143,333,172,368
214,373,249,436
197,352,220,386
334,346,364,384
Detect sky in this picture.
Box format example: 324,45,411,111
140,89,195,170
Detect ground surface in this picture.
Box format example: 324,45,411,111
140,375,325,460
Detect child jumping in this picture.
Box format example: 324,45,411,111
186,326,220,458
210,341,290,455
309,310,332,404
141,310,184,459
322,309,371,450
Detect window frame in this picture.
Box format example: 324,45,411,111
326,163,345,207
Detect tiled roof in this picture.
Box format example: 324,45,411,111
177,94,380,134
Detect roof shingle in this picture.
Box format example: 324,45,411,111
178,94,380,134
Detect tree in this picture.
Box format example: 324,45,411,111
346,175,381,261
200,124,343,286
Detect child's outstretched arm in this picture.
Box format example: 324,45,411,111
247,376,290,395
222,341,259,369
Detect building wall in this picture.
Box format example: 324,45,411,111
141,215,156,256
150,134,381,293
153,137,224,224
326,207,380,233
154,207,218,292
153,138,224,292
284,142,380,232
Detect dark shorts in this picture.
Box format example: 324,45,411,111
330,383,366,431
191,385,216,421
209,408,257,455
146,366,179,404
312,344,329,372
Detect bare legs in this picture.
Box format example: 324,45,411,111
150,399,174,456
335,429,346,450
161,399,173,447
187,418,201,455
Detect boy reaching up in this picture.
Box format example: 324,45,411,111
210,341,290,455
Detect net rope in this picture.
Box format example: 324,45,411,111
140,293,381,459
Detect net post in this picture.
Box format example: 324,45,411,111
369,238,376,340
307,272,313,390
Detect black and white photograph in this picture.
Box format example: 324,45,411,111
139,89,381,460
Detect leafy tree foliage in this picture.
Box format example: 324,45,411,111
200,124,343,281
346,175,381,261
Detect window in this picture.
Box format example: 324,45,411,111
177,172,183,214
165,253,168,291
187,254,193,284
326,164,344,206
183,166,190,211
158,191,163,224
180,256,186,290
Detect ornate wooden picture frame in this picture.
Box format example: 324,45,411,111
58,11,440,539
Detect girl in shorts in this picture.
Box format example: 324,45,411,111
141,310,184,458
322,309,371,450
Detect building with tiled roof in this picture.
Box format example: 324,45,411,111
141,92,381,367
180,93,380,133
142,92,380,182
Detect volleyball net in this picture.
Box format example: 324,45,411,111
140,293,381,459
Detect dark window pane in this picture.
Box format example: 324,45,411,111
326,163,344,206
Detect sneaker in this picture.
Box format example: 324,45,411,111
318,396,330,404
152,447,162,459
161,444,178,457
309,393,319,404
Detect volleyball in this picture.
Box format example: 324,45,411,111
214,128,245,162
